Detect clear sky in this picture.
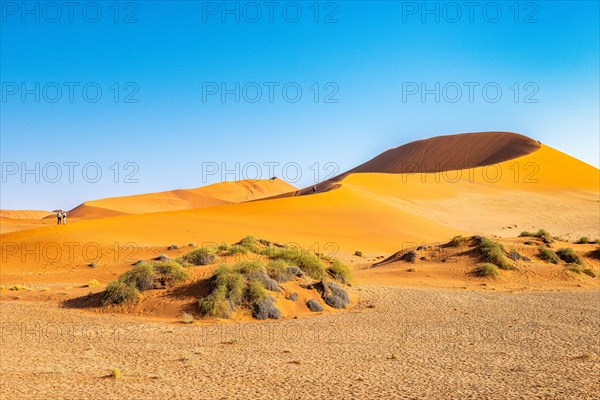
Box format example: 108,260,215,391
1,0,598,210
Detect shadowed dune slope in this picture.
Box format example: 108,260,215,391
66,179,296,219
292,131,541,195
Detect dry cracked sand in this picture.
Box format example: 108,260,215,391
2,285,599,399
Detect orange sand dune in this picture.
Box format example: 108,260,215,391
0,210,52,219
1,133,597,278
66,178,296,219
293,131,541,195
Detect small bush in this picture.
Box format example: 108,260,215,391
265,247,326,279
556,248,583,265
87,279,100,288
266,259,292,282
183,248,217,266
154,260,189,287
519,229,553,243
449,235,468,247
577,236,590,244
477,238,513,270
101,281,139,305
538,246,560,264
236,235,259,251
354,250,363,257
306,299,323,312
156,253,169,261
217,243,229,251
228,244,249,255
471,263,500,278
167,244,180,250
182,313,194,324
198,285,232,318
119,263,157,291
244,280,268,305
327,260,352,285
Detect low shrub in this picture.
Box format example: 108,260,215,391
101,281,139,305
119,263,157,291
538,246,560,264
519,229,553,243
471,263,500,278
266,259,292,282
477,238,514,270
167,244,180,250
264,247,326,280
354,250,363,257
449,235,468,247
556,248,583,265
183,248,217,266
87,279,100,288
154,260,189,287
577,236,590,244
327,260,352,285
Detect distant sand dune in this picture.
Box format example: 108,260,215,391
65,178,296,219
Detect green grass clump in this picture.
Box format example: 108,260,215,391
327,260,352,285
263,247,326,279
265,259,291,282
198,261,276,319
477,238,514,270
244,280,267,305
538,246,560,264
556,248,583,265
449,235,468,247
519,229,553,243
472,263,500,278
101,281,140,305
183,247,217,265
154,260,189,287
227,244,249,255
577,236,590,244
119,263,157,291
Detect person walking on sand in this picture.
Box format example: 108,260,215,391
62,211,67,225
57,211,62,225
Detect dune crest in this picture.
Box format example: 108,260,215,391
67,178,296,219
295,131,541,195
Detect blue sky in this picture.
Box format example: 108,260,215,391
1,0,599,210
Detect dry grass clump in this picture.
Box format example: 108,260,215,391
519,229,553,243
102,260,189,306
471,263,500,278
556,248,583,265
198,261,280,319
538,246,560,264
182,247,217,266
448,235,468,247
476,237,514,270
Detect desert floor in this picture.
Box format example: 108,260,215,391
1,284,598,400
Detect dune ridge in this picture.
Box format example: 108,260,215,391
293,131,541,195
66,178,296,219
